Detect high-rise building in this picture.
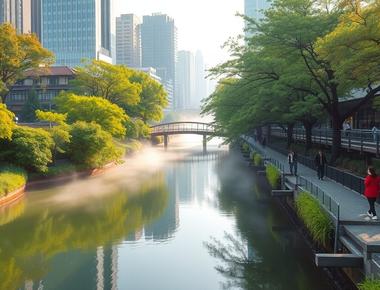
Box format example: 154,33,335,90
141,13,177,104
30,0,41,39
244,0,271,35
194,50,207,109
116,14,141,67
176,50,195,110
0,0,31,33
41,0,113,67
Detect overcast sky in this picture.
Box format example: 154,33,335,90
114,0,244,67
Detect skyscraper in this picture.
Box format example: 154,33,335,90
244,0,271,35
141,13,177,99
194,50,207,109
30,0,41,39
176,50,195,110
42,0,113,67
116,14,141,67
0,0,31,33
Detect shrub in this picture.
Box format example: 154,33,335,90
358,279,380,290
254,153,263,166
68,121,122,168
266,164,281,189
295,191,333,246
0,165,27,198
0,126,53,172
0,104,15,140
241,142,249,153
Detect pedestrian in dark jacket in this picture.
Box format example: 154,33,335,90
364,166,380,220
288,150,297,176
314,150,327,180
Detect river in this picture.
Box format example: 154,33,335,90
0,137,333,290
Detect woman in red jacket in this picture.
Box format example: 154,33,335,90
364,167,380,220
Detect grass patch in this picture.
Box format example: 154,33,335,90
295,191,333,246
266,164,281,189
0,165,27,198
358,278,380,290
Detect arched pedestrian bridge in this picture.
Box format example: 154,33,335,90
150,122,218,150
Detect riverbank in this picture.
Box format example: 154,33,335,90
0,139,144,207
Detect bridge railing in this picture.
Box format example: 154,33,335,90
151,122,215,135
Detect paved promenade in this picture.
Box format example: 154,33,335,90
245,137,380,253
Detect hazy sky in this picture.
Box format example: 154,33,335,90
114,0,244,67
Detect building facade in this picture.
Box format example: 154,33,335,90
41,0,113,67
176,50,195,110
30,0,41,38
141,13,177,105
5,66,75,117
116,14,141,67
0,0,31,33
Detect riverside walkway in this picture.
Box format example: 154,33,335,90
244,136,380,276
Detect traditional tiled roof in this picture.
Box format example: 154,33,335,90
24,66,76,77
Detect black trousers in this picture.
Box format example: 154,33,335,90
367,197,377,216
317,165,325,179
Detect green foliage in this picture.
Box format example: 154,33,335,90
55,93,129,138
42,163,79,177
126,70,168,122
123,140,143,155
125,118,151,139
295,191,333,246
0,103,15,140
254,153,263,166
0,23,54,103
71,59,141,106
0,165,27,198
266,164,281,189
68,121,122,168
36,110,67,125
358,278,380,290
241,142,250,153
0,126,53,172
21,88,40,122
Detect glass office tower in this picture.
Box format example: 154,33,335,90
42,0,112,67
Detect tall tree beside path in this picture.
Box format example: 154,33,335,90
0,24,54,103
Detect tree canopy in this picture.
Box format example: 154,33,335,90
0,23,54,103
0,104,15,140
55,93,129,138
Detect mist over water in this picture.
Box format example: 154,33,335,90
0,133,333,290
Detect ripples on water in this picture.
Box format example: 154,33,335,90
0,137,333,290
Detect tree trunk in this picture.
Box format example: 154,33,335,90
303,122,313,152
330,115,343,164
287,123,294,148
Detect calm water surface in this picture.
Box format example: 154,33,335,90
0,138,332,290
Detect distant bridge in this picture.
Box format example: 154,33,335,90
150,122,219,150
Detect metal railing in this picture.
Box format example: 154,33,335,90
151,122,215,135
271,127,380,155
267,143,366,197
297,176,341,253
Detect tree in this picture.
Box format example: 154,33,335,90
0,126,53,172
71,60,141,107
36,110,71,161
126,71,168,122
0,23,54,103
21,88,40,122
0,104,15,140
68,121,122,168
55,93,129,138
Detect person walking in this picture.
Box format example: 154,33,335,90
288,150,298,176
314,150,327,180
372,125,378,143
364,166,380,220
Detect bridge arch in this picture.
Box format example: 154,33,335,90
150,122,218,150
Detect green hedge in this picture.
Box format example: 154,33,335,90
358,278,380,290
295,191,333,246
266,164,281,189
241,143,249,153
0,165,27,198
254,153,263,166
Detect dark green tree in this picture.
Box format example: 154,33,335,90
21,88,40,122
